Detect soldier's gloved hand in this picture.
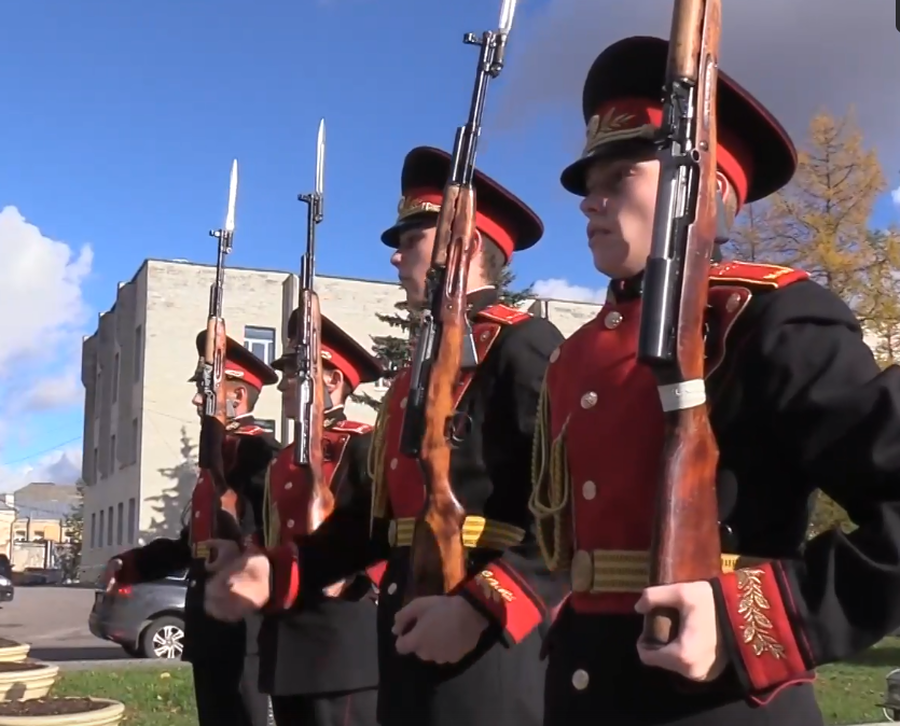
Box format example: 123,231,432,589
393,595,489,664
205,549,272,622
203,539,242,574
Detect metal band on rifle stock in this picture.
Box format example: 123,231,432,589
657,379,707,411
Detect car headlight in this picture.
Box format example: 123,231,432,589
0,577,11,587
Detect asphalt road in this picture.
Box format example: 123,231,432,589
0,585,186,669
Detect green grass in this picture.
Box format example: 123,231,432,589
53,666,195,726
47,640,900,725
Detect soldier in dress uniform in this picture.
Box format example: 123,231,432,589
204,146,567,726
526,35,900,725
258,311,385,726
106,332,279,726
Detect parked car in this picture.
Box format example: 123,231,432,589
88,569,187,659
0,557,13,603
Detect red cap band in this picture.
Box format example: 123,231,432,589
321,344,362,390
402,188,516,261
224,360,264,391
589,98,753,207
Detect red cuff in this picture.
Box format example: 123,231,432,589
716,562,808,691
458,561,544,645
366,561,387,589
266,544,301,611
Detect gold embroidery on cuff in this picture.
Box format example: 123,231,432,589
735,568,786,658
474,569,515,603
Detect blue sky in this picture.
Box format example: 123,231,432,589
0,0,896,490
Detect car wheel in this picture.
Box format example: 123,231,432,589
140,616,185,660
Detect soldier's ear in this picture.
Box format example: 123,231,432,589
715,171,729,201
471,229,484,255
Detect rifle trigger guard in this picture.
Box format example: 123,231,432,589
447,411,472,446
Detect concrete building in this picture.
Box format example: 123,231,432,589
79,259,601,576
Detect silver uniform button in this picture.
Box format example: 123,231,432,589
582,480,596,500
604,311,623,329
549,347,560,363
580,392,598,409
400,397,407,409
387,583,397,595
284,482,292,490
286,519,295,529
390,458,398,470
572,669,589,690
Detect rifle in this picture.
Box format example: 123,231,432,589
399,0,517,601
637,0,724,648
293,119,331,535
198,159,243,543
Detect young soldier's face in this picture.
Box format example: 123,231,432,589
278,363,343,419
581,151,660,280
391,225,435,307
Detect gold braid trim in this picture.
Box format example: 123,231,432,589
368,386,392,534
527,375,573,571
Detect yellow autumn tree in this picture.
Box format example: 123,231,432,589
725,108,897,317
724,109,900,537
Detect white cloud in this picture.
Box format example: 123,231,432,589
532,278,606,303
0,445,82,494
0,207,92,412
0,207,92,371
892,187,900,207
496,1,900,187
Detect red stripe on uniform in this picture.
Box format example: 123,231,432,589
366,561,387,589
267,544,301,611
718,562,807,690
460,561,543,644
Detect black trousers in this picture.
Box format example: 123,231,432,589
271,689,378,726
192,655,271,726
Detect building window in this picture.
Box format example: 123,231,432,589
373,377,390,391
256,419,276,433
116,503,124,545
243,326,276,365
33,530,45,542
107,506,113,546
93,447,99,483
130,418,139,464
127,498,136,544
99,510,105,546
112,352,119,403
94,366,102,418
110,433,117,472
133,325,143,381
90,512,96,548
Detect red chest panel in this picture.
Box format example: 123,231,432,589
189,471,215,546
381,304,529,518
547,300,664,556
265,422,370,545
189,424,266,548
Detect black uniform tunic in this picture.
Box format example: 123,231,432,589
259,408,379,726
532,263,900,725
115,415,278,726
264,288,567,726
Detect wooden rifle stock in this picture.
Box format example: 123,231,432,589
639,0,723,648
300,291,333,533
406,185,477,601
200,316,243,544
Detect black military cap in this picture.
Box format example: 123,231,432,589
380,146,544,262
189,331,278,390
271,313,382,391
560,36,797,208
